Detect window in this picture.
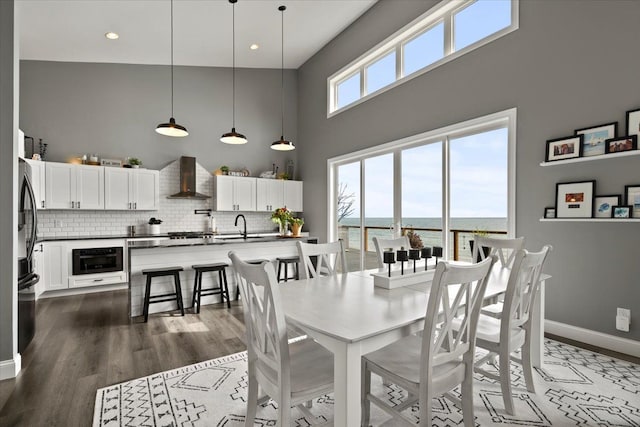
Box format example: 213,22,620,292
328,0,518,116
329,109,515,270
403,22,444,77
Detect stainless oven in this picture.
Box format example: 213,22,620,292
72,247,124,275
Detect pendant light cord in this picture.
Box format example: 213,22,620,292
232,0,236,128
280,6,285,138
170,0,175,118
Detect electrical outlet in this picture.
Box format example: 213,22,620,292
616,308,630,332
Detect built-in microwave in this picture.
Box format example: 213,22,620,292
72,247,124,276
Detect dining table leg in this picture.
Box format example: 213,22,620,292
331,341,363,427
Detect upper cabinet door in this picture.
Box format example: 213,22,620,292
133,169,159,210
75,165,104,210
256,179,283,212
45,162,75,209
214,175,235,211
234,177,257,211
104,168,131,210
26,159,46,209
283,180,303,212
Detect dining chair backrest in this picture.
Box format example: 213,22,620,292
422,256,495,374
296,240,347,279
472,235,525,268
500,245,552,335
228,251,290,398
372,235,411,268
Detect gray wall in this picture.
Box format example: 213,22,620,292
0,0,18,366
297,0,640,340
20,61,298,175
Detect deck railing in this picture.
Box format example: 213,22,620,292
338,225,507,261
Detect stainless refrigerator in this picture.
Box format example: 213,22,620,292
18,158,39,353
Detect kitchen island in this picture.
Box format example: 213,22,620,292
127,235,317,318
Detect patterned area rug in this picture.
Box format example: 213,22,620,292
93,339,640,426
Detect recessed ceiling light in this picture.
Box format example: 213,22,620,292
250,44,259,50
105,32,119,40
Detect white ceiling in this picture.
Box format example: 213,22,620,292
17,0,377,69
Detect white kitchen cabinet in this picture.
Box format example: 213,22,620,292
104,168,159,211
283,180,303,212
256,179,284,212
25,159,46,210
45,162,104,210
32,243,45,297
42,242,69,291
214,175,256,211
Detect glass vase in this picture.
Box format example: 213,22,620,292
279,221,288,236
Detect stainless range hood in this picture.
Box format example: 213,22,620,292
167,156,211,199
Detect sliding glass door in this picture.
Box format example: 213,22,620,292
329,110,515,271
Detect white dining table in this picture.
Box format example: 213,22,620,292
277,265,549,427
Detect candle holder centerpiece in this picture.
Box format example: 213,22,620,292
409,249,421,273
433,246,443,266
396,248,408,275
421,247,432,270
383,250,395,277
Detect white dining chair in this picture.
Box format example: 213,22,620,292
361,256,496,427
469,245,551,415
472,235,525,318
372,235,411,268
228,251,334,426
297,240,347,279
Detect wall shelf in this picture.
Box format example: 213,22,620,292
540,218,640,222
539,149,640,166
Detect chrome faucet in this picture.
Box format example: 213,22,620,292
234,214,247,239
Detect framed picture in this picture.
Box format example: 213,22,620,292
593,195,620,218
624,185,640,218
575,122,617,157
555,180,595,218
611,205,632,219
604,135,637,154
545,135,583,162
544,207,556,218
626,108,640,137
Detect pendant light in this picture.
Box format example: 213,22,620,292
271,5,295,151
156,0,188,137
221,0,247,144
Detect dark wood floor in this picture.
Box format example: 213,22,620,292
0,290,247,426
2,289,638,426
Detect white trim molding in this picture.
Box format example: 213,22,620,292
546,320,640,358
0,353,21,380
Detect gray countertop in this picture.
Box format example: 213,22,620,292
127,235,317,249
38,234,169,242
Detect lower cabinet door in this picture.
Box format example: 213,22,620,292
43,243,68,291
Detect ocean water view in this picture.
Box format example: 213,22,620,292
338,217,507,261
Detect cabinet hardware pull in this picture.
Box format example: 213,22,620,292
134,202,137,210
42,201,45,208
72,201,75,208
78,201,80,209
93,278,104,282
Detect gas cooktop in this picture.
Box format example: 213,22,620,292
168,231,215,239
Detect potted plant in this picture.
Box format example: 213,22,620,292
271,207,292,236
220,165,229,175
405,228,424,249
129,157,142,168
148,217,162,235
290,217,304,237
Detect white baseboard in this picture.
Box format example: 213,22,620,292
0,354,21,380
546,320,640,358
37,283,127,299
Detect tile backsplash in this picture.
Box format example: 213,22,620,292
37,160,277,237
